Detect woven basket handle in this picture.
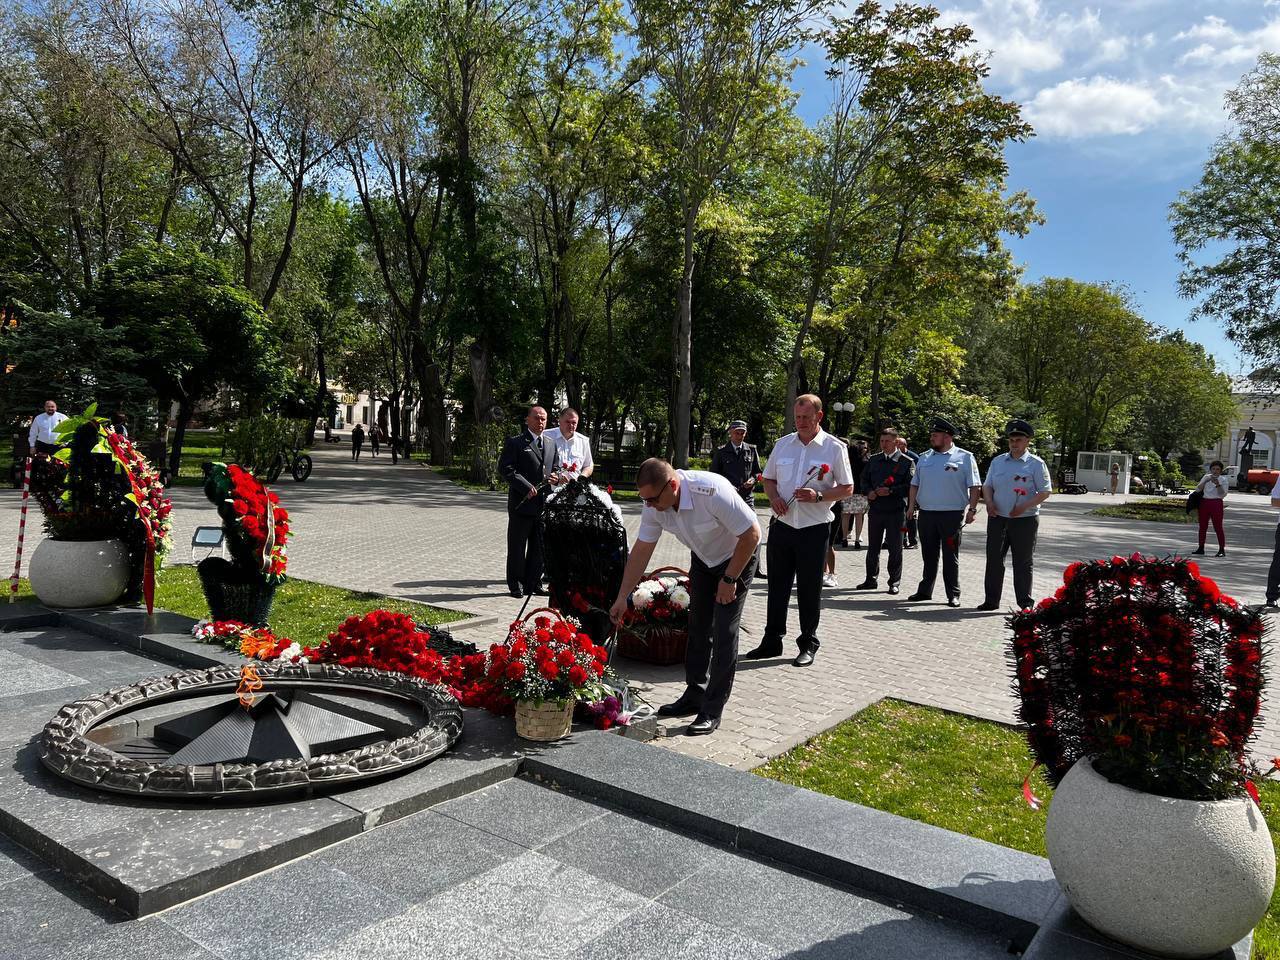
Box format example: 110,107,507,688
512,606,570,629
644,566,689,579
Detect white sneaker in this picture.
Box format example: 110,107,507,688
822,573,838,588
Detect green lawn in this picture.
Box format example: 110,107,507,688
10,566,465,647
755,699,1280,958
1092,497,1194,524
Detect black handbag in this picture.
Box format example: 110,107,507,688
1185,489,1203,514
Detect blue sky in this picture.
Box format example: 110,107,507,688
790,0,1280,376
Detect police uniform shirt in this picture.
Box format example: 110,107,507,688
763,428,854,530
543,427,593,474
636,469,758,567
984,451,1052,517
28,412,68,447
910,444,981,511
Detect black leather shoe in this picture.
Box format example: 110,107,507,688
793,648,816,668
852,541,864,551
906,591,931,602
887,584,900,595
905,541,918,549
1191,546,1205,555
508,587,524,598
743,641,783,660
975,601,1000,611
1216,549,1226,557
854,579,878,591
657,698,702,717
946,597,961,608
529,587,549,596
686,715,720,736
1265,602,1280,611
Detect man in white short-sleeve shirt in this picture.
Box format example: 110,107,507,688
610,459,760,736
543,407,594,477
744,394,853,669
28,399,68,455
1266,476,1280,609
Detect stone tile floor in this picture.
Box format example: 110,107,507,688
5,442,1279,769
2,777,1016,960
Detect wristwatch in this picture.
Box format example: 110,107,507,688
721,574,737,585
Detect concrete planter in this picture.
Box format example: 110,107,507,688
28,538,130,609
1046,757,1275,958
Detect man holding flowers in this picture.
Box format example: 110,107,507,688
978,419,1052,611
609,458,760,736
905,417,982,607
745,394,853,668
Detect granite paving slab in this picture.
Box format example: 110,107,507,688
434,776,612,849
328,707,525,829
69,798,363,915
737,780,1059,941
0,832,48,887
164,858,412,960
538,810,732,898
571,901,781,960
421,850,649,959
0,650,87,698
0,626,180,685
1022,895,1248,960
3,869,126,960
522,730,802,843
315,808,526,902
309,901,525,960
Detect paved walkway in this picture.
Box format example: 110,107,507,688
6,442,1280,770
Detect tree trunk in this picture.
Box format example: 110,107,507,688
167,400,192,482
671,208,696,468
469,339,495,479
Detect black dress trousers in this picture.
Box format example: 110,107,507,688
865,507,905,586
983,514,1039,609
915,509,965,600
684,554,757,718
764,520,829,650
506,511,545,594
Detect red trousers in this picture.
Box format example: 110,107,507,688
1198,498,1225,549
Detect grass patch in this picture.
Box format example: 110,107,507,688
154,565,466,646
755,699,1280,958
1092,497,1193,524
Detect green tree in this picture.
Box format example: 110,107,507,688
633,0,821,465
1171,53,1280,382
1129,332,1236,458
783,2,1030,430
91,244,284,475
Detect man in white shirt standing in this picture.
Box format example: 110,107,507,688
610,458,761,735
744,394,854,668
543,407,594,478
28,399,68,456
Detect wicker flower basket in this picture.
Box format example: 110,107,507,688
616,566,690,666
515,698,574,741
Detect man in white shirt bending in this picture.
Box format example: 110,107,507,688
28,399,68,456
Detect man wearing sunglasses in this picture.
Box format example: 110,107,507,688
609,458,761,736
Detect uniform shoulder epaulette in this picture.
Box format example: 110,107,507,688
692,484,716,496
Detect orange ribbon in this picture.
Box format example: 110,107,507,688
237,665,263,709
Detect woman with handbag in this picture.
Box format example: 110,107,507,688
1192,460,1228,556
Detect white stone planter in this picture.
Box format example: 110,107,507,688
28,538,130,609
1046,757,1275,958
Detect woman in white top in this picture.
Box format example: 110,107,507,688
1193,460,1228,557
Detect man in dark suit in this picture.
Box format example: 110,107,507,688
710,420,762,504
498,406,562,598
855,427,915,595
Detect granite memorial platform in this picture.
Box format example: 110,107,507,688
0,602,1252,959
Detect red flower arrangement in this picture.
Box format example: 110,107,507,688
785,463,831,508
488,610,609,703
225,464,290,581
1009,554,1267,801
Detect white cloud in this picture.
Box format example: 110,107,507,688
1174,15,1280,68
1026,76,1167,138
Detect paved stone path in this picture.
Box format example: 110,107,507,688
6,441,1280,770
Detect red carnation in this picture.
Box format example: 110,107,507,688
538,661,560,681
505,661,526,680
568,665,588,686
